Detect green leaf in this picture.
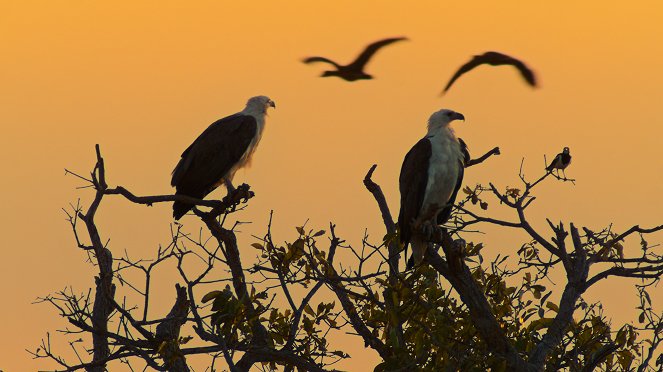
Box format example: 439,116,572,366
313,230,326,237
202,290,223,303
545,302,559,313
617,350,634,369
296,226,305,235
615,327,627,346
251,243,263,250
271,331,284,345
304,304,315,317
528,317,554,332
540,291,552,305
302,316,314,333
331,350,348,358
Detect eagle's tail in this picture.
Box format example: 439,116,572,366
406,253,415,270
173,198,194,220
407,237,427,269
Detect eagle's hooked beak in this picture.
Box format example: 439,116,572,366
453,112,465,122
268,100,276,109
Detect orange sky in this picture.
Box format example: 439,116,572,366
1,1,662,370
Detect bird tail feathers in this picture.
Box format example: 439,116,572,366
407,237,427,270
173,200,193,220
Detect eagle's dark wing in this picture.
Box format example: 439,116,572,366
443,51,537,93
458,137,471,166
348,37,407,70
398,138,431,246
301,56,341,69
172,114,257,219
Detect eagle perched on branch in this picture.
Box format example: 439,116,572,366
398,109,466,268
171,96,275,219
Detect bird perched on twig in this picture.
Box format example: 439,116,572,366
171,96,276,220
302,37,407,81
547,147,572,178
442,51,537,94
398,109,467,269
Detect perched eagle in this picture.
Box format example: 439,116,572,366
398,109,466,267
171,95,276,220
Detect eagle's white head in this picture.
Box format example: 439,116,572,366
427,109,465,134
243,95,276,116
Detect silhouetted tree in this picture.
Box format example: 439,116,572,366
31,145,662,371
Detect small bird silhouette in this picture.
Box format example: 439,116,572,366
442,51,537,94
303,37,407,81
547,147,572,178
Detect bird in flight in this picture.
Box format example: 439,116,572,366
547,147,572,178
171,96,276,220
442,51,537,94
398,109,467,269
302,37,407,81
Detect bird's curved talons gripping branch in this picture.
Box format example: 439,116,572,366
195,183,255,218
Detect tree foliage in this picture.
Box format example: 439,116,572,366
31,145,663,371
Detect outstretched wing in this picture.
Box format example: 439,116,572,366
302,56,341,69
171,114,257,219
398,138,431,246
443,51,537,93
348,37,407,70
509,58,537,87
442,55,488,93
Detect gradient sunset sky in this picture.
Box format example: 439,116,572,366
1,1,662,370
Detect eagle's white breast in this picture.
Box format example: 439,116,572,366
421,129,463,217
226,111,266,182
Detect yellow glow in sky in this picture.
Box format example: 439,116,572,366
1,1,662,370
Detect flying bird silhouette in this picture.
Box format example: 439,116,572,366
303,37,407,81
442,51,537,94
547,147,572,178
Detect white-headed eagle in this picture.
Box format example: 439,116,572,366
171,96,275,220
398,109,466,267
